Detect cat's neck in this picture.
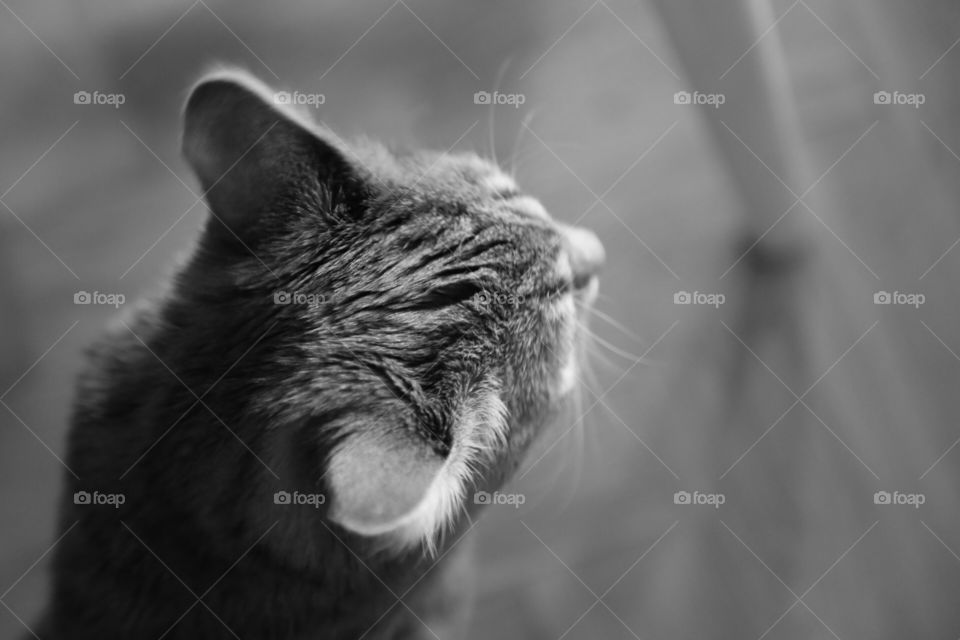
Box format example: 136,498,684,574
47,323,467,638
47,478,464,639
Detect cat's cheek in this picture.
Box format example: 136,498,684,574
557,353,578,397
544,294,579,399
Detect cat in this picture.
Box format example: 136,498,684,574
34,69,604,639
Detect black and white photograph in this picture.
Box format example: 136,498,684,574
3,1,960,638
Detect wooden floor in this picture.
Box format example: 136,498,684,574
3,0,960,638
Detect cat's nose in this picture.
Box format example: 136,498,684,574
558,223,605,290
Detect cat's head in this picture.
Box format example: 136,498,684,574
179,69,604,554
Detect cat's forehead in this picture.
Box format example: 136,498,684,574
387,150,516,196
438,153,516,192
338,142,555,228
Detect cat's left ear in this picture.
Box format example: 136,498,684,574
182,69,357,239
325,389,510,554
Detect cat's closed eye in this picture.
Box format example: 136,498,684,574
42,67,607,640
405,280,485,311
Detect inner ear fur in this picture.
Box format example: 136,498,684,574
325,386,509,554
181,68,356,241
325,427,445,541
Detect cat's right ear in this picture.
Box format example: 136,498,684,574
182,69,357,240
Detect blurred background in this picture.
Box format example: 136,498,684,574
4,0,960,637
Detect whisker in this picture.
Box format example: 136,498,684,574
574,315,608,472
586,342,622,372
577,322,647,362
509,107,540,177
575,304,614,377
579,347,608,407
556,377,586,512
575,303,644,344
488,59,511,167
509,140,590,179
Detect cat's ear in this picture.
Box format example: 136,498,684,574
325,429,449,550
326,391,508,553
182,69,355,239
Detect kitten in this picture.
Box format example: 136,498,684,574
35,69,604,639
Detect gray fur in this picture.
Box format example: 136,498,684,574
35,70,593,639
